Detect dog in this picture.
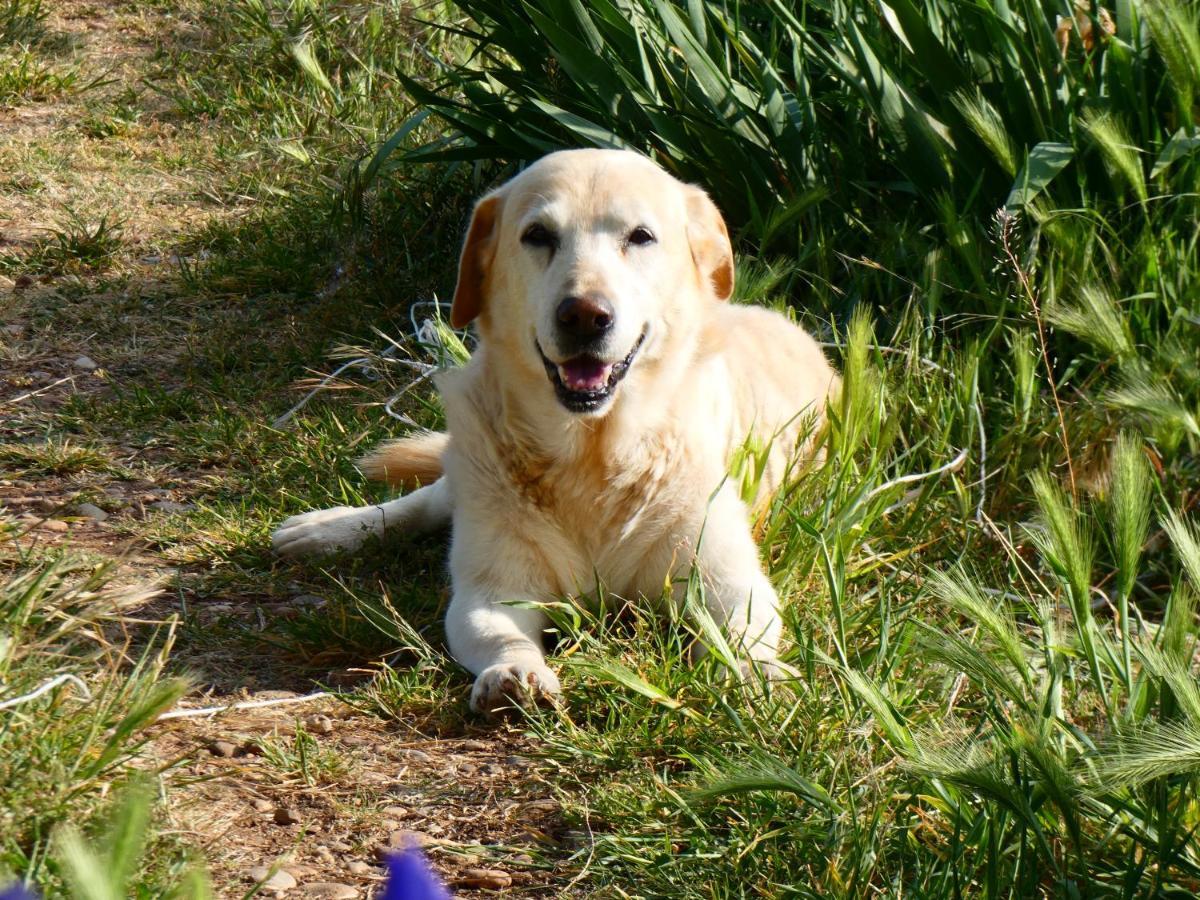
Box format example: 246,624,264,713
272,149,839,715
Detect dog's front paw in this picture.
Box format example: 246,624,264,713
470,661,561,717
271,506,381,557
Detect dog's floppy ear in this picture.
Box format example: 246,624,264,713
451,192,503,328
685,186,734,301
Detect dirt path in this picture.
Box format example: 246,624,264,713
1,4,573,895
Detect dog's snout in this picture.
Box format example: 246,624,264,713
556,295,614,342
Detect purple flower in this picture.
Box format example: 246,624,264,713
381,846,452,900
0,885,36,900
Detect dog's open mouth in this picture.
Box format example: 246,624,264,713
538,330,647,413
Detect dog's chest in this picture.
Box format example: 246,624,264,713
499,433,707,593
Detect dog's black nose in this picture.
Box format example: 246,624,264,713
556,295,614,341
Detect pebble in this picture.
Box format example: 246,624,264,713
377,830,427,860
298,884,357,899
345,861,372,876
324,840,352,852
246,867,297,891
149,499,191,514
72,355,98,370
274,807,303,826
208,740,238,758
252,798,275,812
39,519,69,533
457,762,478,775
522,799,559,815
380,806,409,819
459,740,491,752
455,869,512,890
72,502,108,521
305,714,334,735
292,594,326,609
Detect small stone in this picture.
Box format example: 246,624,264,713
455,869,512,890
14,274,33,289
72,502,108,521
292,593,326,608
298,884,357,899
72,355,98,370
252,798,275,812
208,740,238,758
246,867,297,891
40,519,69,533
377,830,428,860
459,739,490,751
522,799,559,815
274,807,303,826
283,865,317,879
314,846,336,864
324,840,352,852
345,861,372,876
397,748,432,763
149,499,191,514
380,806,409,819
510,854,534,866
304,714,334,735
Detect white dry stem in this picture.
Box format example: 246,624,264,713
157,690,332,721
0,673,93,711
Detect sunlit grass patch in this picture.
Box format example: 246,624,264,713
0,437,120,477
0,211,125,278
0,526,191,894
0,46,86,104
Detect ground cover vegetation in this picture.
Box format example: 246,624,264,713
1,0,1198,896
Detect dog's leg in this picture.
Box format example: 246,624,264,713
690,488,787,679
272,477,452,557
444,585,561,716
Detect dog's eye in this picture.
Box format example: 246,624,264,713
626,226,656,247
521,223,558,250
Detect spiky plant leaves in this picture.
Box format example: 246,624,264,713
1162,511,1200,597
1083,113,1149,204
1027,473,1096,622
1107,433,1153,687
926,566,1033,691
687,751,835,811
1046,285,1135,361
1089,718,1200,790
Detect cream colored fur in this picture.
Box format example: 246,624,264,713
272,149,839,715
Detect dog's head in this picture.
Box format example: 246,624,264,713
450,149,734,417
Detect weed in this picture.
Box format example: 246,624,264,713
0,211,124,277
0,438,117,477
0,0,45,46
0,47,81,104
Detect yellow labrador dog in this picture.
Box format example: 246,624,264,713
273,149,838,715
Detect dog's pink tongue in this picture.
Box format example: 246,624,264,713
558,357,613,392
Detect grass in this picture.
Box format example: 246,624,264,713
1,0,1198,896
